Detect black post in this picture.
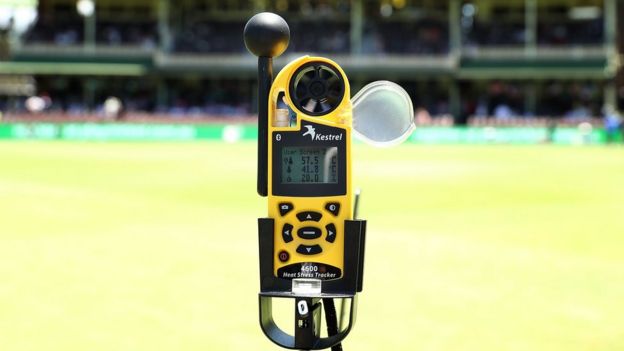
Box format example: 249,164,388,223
294,297,322,349
256,57,272,197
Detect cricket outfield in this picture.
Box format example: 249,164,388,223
0,141,623,351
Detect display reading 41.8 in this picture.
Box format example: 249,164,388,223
281,146,338,184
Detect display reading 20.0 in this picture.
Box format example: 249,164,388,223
281,147,338,184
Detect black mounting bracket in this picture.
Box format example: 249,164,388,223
257,218,367,350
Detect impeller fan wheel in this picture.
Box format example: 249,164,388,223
289,62,345,116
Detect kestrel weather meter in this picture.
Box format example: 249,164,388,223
270,56,353,280
244,12,415,351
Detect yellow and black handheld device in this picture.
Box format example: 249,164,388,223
245,12,367,351
268,56,352,280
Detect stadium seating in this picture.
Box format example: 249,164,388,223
0,0,620,126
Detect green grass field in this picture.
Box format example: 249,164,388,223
1,141,623,351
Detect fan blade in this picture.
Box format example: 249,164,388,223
319,68,333,80
296,82,308,98
304,98,318,112
298,73,312,87
327,89,341,99
326,75,340,88
312,67,321,79
320,101,331,112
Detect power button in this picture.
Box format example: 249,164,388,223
278,250,290,262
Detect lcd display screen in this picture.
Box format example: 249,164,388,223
281,146,338,184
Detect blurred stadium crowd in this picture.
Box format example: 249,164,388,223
0,0,622,129
18,1,606,54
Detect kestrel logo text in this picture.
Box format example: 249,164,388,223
302,125,343,141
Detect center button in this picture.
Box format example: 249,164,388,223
297,227,322,240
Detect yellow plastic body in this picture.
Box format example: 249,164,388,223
267,56,352,278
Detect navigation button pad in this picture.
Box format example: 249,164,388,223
275,202,341,263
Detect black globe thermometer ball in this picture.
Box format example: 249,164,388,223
244,12,290,58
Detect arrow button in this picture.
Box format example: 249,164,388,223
325,223,337,243
296,244,322,255
296,211,322,222
281,223,294,243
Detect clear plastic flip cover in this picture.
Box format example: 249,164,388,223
352,81,415,147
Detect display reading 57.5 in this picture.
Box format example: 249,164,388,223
281,146,338,184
